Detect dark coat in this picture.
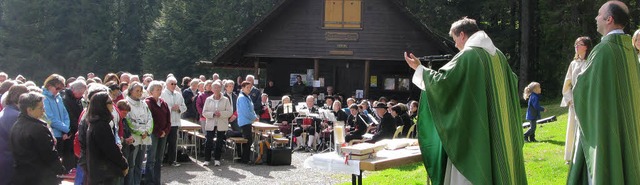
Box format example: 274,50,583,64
249,87,262,114
62,89,82,136
10,114,65,185
275,104,296,123
370,112,396,143
263,86,281,97
396,113,414,136
0,105,19,185
182,88,198,119
223,91,238,113
146,97,171,137
87,116,128,183
333,109,348,122
347,113,368,136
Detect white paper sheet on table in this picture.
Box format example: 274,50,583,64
304,152,361,175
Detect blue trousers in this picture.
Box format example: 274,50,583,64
146,135,167,185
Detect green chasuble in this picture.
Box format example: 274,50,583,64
415,31,527,185
569,33,640,184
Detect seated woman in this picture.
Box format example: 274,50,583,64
331,101,348,122
345,104,368,142
275,95,296,136
389,104,413,137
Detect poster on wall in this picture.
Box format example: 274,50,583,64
313,80,321,87
398,78,410,91
355,90,364,98
384,78,395,90
307,69,314,86
370,76,377,87
290,74,308,86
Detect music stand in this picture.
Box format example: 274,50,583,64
318,109,336,153
283,103,293,114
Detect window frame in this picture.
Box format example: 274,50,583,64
322,0,364,30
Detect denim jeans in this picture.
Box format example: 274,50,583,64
146,135,167,185
74,164,85,185
118,144,133,185
166,127,179,163
524,119,537,140
128,144,146,185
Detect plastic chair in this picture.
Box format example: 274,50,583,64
406,123,416,138
393,125,404,139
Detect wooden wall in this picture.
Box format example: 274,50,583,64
244,0,447,61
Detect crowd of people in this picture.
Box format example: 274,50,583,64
0,70,419,185
2,1,639,184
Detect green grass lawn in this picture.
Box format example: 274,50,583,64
338,101,570,185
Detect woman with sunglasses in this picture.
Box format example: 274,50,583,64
42,74,74,172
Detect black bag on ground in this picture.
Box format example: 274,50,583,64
177,148,192,162
266,147,292,166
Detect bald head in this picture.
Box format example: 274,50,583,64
606,1,629,26
596,1,629,35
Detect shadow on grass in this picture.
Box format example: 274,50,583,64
538,140,565,146
397,162,424,172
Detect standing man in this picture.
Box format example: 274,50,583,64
161,77,187,167
61,80,86,172
237,81,258,164
404,17,526,184
291,75,306,100
245,75,262,118
569,1,640,184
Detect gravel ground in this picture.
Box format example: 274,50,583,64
161,150,358,185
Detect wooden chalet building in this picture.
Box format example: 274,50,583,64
213,0,455,102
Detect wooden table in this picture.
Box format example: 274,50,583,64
180,119,201,130
179,119,203,161
304,145,422,185
252,122,279,132
251,122,282,163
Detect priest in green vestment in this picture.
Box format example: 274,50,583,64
568,1,640,184
404,17,527,185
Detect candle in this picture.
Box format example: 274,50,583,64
334,125,346,144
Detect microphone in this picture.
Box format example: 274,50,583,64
417,54,453,60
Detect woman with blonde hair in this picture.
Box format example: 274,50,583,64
561,36,591,163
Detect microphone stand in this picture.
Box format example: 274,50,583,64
418,54,453,69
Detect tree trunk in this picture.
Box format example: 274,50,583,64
519,0,531,99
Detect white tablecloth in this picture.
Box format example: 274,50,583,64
304,152,361,175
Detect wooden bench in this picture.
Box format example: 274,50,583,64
178,129,206,161
226,137,248,162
